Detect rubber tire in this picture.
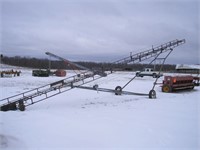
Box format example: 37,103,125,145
115,86,122,95
19,104,25,111
18,100,25,111
93,84,99,90
149,90,156,99
162,84,172,93
153,73,157,78
9,102,17,110
136,72,140,77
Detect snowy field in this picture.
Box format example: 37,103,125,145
0,65,199,150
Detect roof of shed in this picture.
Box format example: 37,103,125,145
176,64,200,70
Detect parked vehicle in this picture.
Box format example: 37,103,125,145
136,68,163,78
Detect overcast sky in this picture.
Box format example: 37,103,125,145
0,0,199,64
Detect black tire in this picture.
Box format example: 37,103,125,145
136,72,140,77
93,84,99,90
19,104,25,111
1,105,9,111
18,100,25,111
149,90,156,99
152,73,157,78
162,84,172,93
115,86,122,95
9,102,17,110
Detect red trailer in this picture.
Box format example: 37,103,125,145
162,75,199,93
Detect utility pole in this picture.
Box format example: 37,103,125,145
0,54,3,68
48,55,51,70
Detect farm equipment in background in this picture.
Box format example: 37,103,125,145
32,69,50,77
0,70,21,77
162,75,199,93
54,69,66,77
32,69,67,77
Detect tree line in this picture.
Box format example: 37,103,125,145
1,55,175,72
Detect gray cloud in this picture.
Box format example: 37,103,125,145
1,0,199,64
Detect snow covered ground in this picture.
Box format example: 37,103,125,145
0,65,199,150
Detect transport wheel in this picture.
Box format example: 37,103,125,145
115,86,122,95
93,84,99,90
18,100,25,111
162,84,172,93
149,90,156,99
8,102,17,110
19,104,25,111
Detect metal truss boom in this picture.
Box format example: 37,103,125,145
0,39,186,111
113,39,185,64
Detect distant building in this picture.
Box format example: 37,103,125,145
176,64,200,74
